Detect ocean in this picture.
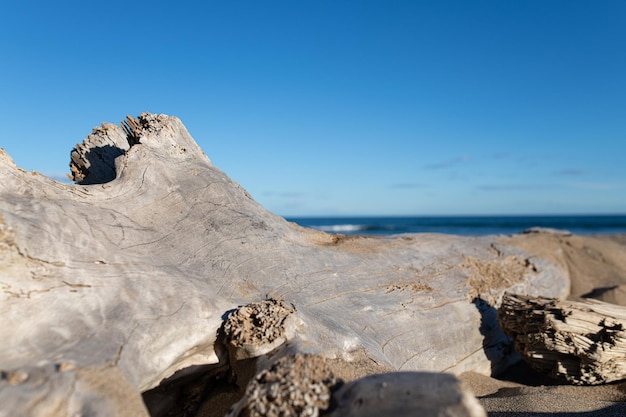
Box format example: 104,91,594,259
285,215,626,236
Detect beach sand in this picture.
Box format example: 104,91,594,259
460,362,626,416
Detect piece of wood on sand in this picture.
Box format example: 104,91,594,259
498,292,626,385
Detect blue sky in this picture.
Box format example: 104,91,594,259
1,1,624,216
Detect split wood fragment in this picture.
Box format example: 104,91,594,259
498,292,626,385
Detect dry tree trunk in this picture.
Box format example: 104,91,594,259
498,292,626,385
0,113,580,416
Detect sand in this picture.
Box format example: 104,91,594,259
460,362,626,416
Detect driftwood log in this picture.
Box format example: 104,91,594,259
0,113,579,415
498,293,626,385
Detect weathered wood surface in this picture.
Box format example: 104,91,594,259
0,113,573,415
498,293,626,385
328,371,486,417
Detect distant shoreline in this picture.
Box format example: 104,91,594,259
285,214,626,236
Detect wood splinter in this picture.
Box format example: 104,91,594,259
120,115,142,144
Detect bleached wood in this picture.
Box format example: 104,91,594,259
498,293,626,385
329,372,486,417
0,113,572,415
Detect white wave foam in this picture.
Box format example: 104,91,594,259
312,224,366,233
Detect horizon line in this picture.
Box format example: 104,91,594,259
281,213,626,219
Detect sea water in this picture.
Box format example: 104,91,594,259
285,215,626,236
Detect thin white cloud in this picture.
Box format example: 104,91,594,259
422,156,471,170
554,169,586,176
476,184,555,191
389,182,428,189
262,191,306,198
279,191,306,198
568,182,623,191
